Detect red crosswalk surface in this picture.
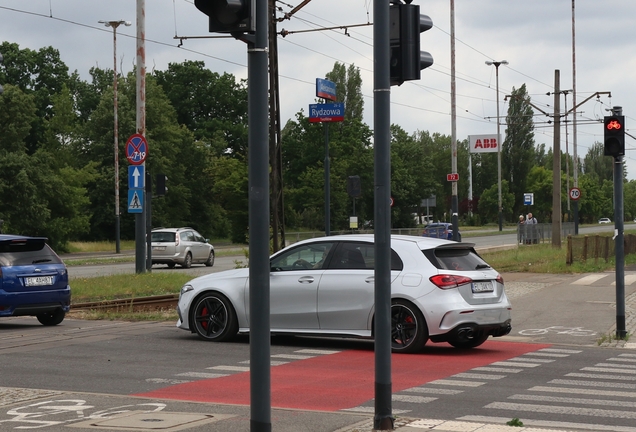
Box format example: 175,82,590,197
137,341,549,411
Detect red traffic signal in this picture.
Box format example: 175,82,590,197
604,115,625,157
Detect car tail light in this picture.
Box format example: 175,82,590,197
430,274,472,289
175,236,180,246
496,274,504,285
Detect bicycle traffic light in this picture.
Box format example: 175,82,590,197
389,2,433,86
604,115,625,157
194,0,255,34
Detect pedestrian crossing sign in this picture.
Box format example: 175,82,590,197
128,189,144,213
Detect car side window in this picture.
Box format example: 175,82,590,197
328,242,403,271
270,242,334,271
194,231,205,242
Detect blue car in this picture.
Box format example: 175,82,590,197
0,235,71,325
422,223,461,241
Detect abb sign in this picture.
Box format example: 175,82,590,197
469,134,499,154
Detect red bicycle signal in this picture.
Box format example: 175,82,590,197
607,119,622,130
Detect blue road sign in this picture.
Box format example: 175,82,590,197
128,189,144,213
316,78,337,101
524,193,534,206
128,165,145,189
308,103,345,123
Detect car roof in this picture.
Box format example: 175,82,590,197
151,227,194,232
285,234,473,250
0,234,48,242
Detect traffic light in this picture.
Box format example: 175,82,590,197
194,0,255,34
347,175,362,198
156,174,168,196
390,1,433,87
604,115,625,157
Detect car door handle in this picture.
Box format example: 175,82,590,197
298,276,315,284
365,277,374,283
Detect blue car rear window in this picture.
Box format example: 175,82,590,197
0,241,62,266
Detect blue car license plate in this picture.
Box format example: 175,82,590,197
25,276,54,287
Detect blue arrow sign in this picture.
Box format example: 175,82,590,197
128,165,145,189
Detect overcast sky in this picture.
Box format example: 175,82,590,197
2,0,635,182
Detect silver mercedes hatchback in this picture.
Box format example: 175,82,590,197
176,234,511,353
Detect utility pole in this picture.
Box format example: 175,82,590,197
450,0,459,241
135,0,147,273
269,0,285,252
551,70,561,248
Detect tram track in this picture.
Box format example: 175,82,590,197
71,294,179,312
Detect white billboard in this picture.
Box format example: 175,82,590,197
469,134,500,153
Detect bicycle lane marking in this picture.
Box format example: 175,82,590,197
0,399,166,429
519,326,597,336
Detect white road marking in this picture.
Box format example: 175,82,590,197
294,349,340,355
510,393,636,408
485,401,636,419
206,365,250,372
581,367,636,375
427,379,485,387
538,348,582,354
458,415,636,432
391,395,437,403
523,352,570,357
452,372,505,380
505,357,555,363
472,366,523,373
270,354,314,360
530,385,636,398
402,387,462,395
175,372,228,378
567,373,636,381
550,379,636,389
572,274,608,285
491,361,540,367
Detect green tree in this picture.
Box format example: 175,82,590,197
477,180,514,224
502,84,536,216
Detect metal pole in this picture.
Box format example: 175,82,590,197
135,0,147,274
495,64,502,231
450,0,459,241
99,19,131,253
324,122,330,236
249,0,271,429
373,0,393,429
113,25,121,254
571,0,579,235
613,105,626,338
552,70,562,248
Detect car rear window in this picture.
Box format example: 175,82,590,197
0,241,62,266
152,232,176,243
422,246,490,271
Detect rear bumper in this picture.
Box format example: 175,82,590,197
0,287,71,317
430,319,512,343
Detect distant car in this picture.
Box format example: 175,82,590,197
422,222,461,241
598,218,611,224
0,235,71,325
176,234,511,353
151,227,214,269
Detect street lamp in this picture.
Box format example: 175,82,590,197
485,59,508,231
99,19,131,254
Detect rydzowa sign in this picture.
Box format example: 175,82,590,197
308,103,345,123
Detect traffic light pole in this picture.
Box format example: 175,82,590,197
248,0,272,430
374,0,393,430
611,106,626,339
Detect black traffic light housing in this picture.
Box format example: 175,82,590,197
0,52,4,95
194,0,255,34
156,174,168,196
390,2,433,86
604,115,625,158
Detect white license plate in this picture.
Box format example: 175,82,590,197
25,276,54,287
472,281,494,293
153,246,166,251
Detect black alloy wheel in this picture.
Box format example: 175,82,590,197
191,293,238,342
390,300,428,353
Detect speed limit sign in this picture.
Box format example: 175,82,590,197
569,187,581,201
